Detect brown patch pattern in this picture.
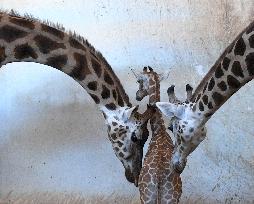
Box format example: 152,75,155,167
234,37,246,56
104,71,114,85
87,81,97,91
222,57,230,70
202,95,208,105
199,101,204,111
227,75,241,89
217,81,227,91
0,46,6,63
215,65,224,78
212,92,224,106
34,35,66,54
246,52,254,76
231,61,244,78
69,53,90,80
101,85,110,99
208,101,213,109
41,24,64,39
69,37,86,51
0,25,28,42
208,77,215,91
249,35,254,48
46,55,67,70
14,43,38,59
105,103,117,110
112,89,117,101
9,17,35,29
91,58,102,77
117,88,124,107
89,93,100,104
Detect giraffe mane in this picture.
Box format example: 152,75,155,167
0,9,131,107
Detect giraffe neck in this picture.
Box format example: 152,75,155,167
0,12,131,111
148,74,160,105
139,74,181,203
192,20,254,123
148,74,167,141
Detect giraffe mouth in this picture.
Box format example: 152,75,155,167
125,169,139,187
125,169,135,184
134,177,139,187
136,95,143,101
173,164,183,174
172,160,186,174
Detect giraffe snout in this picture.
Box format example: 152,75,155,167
173,161,184,174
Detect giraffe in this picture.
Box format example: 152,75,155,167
134,67,182,204
156,19,254,174
0,10,152,186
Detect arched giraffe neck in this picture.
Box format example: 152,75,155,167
0,11,131,111
192,20,254,123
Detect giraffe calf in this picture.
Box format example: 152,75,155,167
134,67,182,204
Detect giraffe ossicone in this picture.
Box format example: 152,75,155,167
0,10,150,185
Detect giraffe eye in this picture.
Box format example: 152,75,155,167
131,132,138,142
168,124,173,132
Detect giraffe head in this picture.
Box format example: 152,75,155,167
156,85,207,174
101,105,153,186
134,66,168,102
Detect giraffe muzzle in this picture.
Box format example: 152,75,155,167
136,95,142,101
125,168,139,187
125,169,135,184
173,161,184,174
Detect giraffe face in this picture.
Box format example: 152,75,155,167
135,73,150,101
102,106,149,186
156,102,207,174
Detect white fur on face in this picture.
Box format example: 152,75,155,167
137,75,150,91
156,102,207,171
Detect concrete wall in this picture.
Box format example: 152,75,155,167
1,0,254,203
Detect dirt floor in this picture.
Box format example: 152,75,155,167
1,192,253,204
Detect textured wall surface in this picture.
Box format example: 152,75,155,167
1,0,254,203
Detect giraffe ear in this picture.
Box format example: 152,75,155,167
158,70,170,82
156,102,184,119
122,105,139,121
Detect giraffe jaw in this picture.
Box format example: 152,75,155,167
136,90,147,101
171,151,187,174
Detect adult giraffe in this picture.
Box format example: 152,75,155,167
156,19,254,174
0,10,152,186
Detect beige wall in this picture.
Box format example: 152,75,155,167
1,0,254,203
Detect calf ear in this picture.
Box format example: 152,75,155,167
158,70,171,82
156,102,185,119
122,105,139,121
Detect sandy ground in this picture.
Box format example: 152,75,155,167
1,192,253,204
